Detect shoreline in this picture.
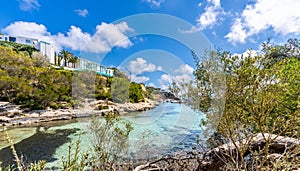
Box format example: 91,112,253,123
0,100,160,128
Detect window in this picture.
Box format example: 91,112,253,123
9,37,16,42
26,39,31,44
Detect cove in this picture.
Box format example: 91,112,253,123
0,103,205,169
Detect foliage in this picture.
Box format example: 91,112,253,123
188,39,300,170
129,82,144,103
95,75,112,101
61,134,89,171
3,131,46,171
111,68,128,79
31,51,50,67
111,77,130,103
58,50,72,67
0,45,149,110
0,45,130,110
68,56,79,68
145,86,161,100
0,41,37,56
0,46,73,109
168,82,180,99
89,113,133,170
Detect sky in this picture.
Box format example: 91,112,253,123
1,0,300,89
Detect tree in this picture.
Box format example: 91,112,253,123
31,51,50,67
58,50,72,67
89,112,133,170
129,82,144,103
68,55,79,68
0,46,74,110
168,82,180,99
111,77,130,103
189,40,300,170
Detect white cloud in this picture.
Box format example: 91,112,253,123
125,58,163,83
174,74,194,83
196,0,224,29
176,64,194,75
160,84,169,90
158,64,194,89
157,66,163,71
212,31,217,36
2,21,54,46
148,83,156,87
178,26,199,34
127,58,161,75
19,0,40,11
160,74,173,84
143,0,165,8
225,19,247,44
93,22,133,49
131,75,150,83
208,0,220,7
2,21,134,53
75,9,88,17
232,49,258,58
54,26,91,51
3,21,48,38
226,0,300,44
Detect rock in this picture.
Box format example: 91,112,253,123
0,99,159,128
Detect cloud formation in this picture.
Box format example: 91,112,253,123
124,58,163,83
178,26,199,34
127,58,162,75
159,64,194,90
176,64,194,75
197,0,224,30
19,0,40,11
2,21,53,44
131,75,150,83
75,9,88,17
143,0,165,8
226,0,300,44
2,21,134,53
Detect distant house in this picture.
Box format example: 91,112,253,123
0,34,113,77
0,35,55,64
9,36,39,48
0,35,9,42
38,41,55,64
77,58,114,77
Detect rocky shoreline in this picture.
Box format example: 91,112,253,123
0,100,159,128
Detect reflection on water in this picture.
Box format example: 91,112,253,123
0,119,81,150
0,103,204,168
0,127,79,167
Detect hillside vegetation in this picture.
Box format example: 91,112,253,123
0,44,150,110
166,39,300,170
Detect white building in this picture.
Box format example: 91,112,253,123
0,35,9,41
38,41,55,64
0,35,55,64
0,34,113,77
10,36,39,49
77,58,114,77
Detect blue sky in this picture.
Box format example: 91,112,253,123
1,0,300,88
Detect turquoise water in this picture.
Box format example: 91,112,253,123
0,103,204,169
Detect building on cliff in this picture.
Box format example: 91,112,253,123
0,34,113,77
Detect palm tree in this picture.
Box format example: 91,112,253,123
58,50,72,67
68,55,79,68
56,52,63,66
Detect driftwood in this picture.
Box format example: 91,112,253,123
198,133,300,170
134,133,300,171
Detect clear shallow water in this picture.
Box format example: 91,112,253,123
0,103,204,169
